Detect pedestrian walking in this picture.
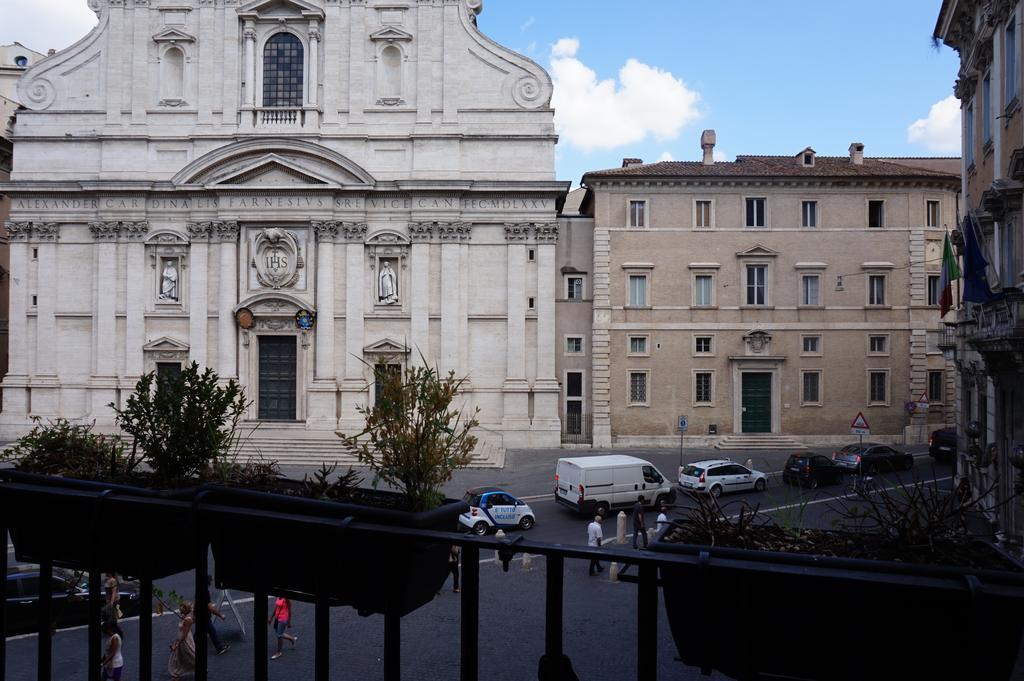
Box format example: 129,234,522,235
632,495,648,549
268,596,298,660
203,574,230,655
587,515,603,575
656,504,670,534
447,545,461,593
100,619,124,681
102,573,122,624
167,601,195,681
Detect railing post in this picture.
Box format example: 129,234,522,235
544,554,564,660
88,569,102,681
193,496,208,681
383,608,400,681
139,574,153,681
38,554,52,681
637,562,657,681
254,591,268,681
0,517,7,681
460,543,479,681
315,598,330,681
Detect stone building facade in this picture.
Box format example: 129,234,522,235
0,0,569,462
580,134,960,447
936,0,1024,551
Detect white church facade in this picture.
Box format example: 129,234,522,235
1,0,569,461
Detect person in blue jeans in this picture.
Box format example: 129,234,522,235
203,575,230,655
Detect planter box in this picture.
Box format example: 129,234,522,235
650,533,1024,681
0,470,196,579
199,486,468,616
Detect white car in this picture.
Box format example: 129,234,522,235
678,459,767,498
458,487,536,535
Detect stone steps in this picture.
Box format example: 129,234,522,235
714,435,808,451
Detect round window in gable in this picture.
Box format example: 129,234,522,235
14,56,28,67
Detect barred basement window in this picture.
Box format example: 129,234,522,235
694,372,712,404
263,33,304,107
629,371,648,405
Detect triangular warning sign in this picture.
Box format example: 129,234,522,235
850,412,870,429
918,392,929,405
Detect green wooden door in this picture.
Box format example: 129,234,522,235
741,373,772,433
258,336,297,420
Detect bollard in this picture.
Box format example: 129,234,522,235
616,511,627,544
609,562,619,582
494,529,505,561
522,553,533,571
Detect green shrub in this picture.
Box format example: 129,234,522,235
3,418,128,480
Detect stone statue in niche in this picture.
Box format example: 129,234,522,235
159,259,179,301
378,260,399,305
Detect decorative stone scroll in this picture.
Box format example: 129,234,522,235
122,221,150,241
33,223,60,241
5,222,32,241
187,222,211,241
252,228,304,290
89,222,121,241
408,222,434,242
312,220,339,242
437,222,472,242
212,221,240,242
534,222,559,243
342,222,368,242
504,223,531,241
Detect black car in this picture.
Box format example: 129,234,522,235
782,453,845,489
929,428,957,461
4,567,140,636
832,443,915,475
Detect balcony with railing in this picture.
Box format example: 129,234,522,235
239,108,315,130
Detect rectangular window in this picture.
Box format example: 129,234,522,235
566,337,583,354
694,336,712,354
1007,18,1017,103
983,73,992,143
966,102,975,165
802,371,821,405
745,198,766,228
528,249,535,261
868,275,886,306
566,276,584,300
628,336,648,355
528,297,535,309
927,274,941,306
629,200,647,228
801,200,817,228
695,200,713,228
869,335,888,355
745,265,767,305
1001,219,1018,287
694,372,713,404
868,200,885,228
801,274,821,306
802,335,821,354
926,200,940,228
566,371,583,398
629,371,648,405
928,370,944,402
628,275,648,306
693,274,714,307
869,371,888,404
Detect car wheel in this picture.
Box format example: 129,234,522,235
808,477,819,490
472,521,489,536
595,502,610,518
709,485,723,499
518,515,535,531
754,478,766,492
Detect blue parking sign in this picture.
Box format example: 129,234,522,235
678,415,688,433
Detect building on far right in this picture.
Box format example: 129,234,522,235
935,1,1024,554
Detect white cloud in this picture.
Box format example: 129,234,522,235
907,95,962,153
713,149,728,162
1,0,97,54
550,38,700,152
520,16,535,32
656,151,675,162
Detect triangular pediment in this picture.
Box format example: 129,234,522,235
735,244,779,258
211,154,335,187
237,0,323,19
153,28,196,43
143,336,190,352
364,338,410,355
369,27,414,42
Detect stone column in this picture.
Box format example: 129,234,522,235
197,0,215,123
105,1,125,125
591,218,613,447
409,223,432,364
216,221,239,379
306,22,320,109
439,223,469,374
347,1,366,124
187,222,210,368
415,0,436,125
33,224,59,379
1,222,31,417
533,222,561,445
131,0,149,123
321,2,342,125
308,221,337,429
339,222,367,431
502,224,530,442
89,221,120,422
123,221,149,379
243,21,257,108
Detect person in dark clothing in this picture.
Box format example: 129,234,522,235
632,495,648,549
203,575,230,655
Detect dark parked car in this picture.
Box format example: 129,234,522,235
831,443,914,475
929,429,957,461
782,453,845,489
4,566,140,636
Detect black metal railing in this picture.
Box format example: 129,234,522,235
560,410,593,445
937,323,957,349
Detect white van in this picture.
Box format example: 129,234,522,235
554,455,675,516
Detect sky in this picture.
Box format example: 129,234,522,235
1,0,962,186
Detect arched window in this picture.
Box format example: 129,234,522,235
380,45,402,99
263,33,304,108
161,47,185,100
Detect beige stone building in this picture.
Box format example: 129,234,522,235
579,133,960,448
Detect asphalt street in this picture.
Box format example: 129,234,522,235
6,445,977,680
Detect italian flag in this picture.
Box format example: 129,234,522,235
939,232,961,317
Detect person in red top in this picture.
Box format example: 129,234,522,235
267,597,298,660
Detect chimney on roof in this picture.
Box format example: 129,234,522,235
47,49,55,56
621,158,643,168
700,129,716,166
849,142,864,165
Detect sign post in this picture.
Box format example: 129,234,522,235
850,411,871,446
677,415,688,469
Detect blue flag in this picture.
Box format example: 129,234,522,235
961,215,1002,305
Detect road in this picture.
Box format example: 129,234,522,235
5,447,969,680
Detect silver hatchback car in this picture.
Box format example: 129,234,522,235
678,459,768,498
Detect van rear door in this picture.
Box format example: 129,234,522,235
556,459,582,505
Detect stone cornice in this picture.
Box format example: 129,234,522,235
312,220,339,241
89,221,120,241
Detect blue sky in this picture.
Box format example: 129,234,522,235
2,1,961,186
